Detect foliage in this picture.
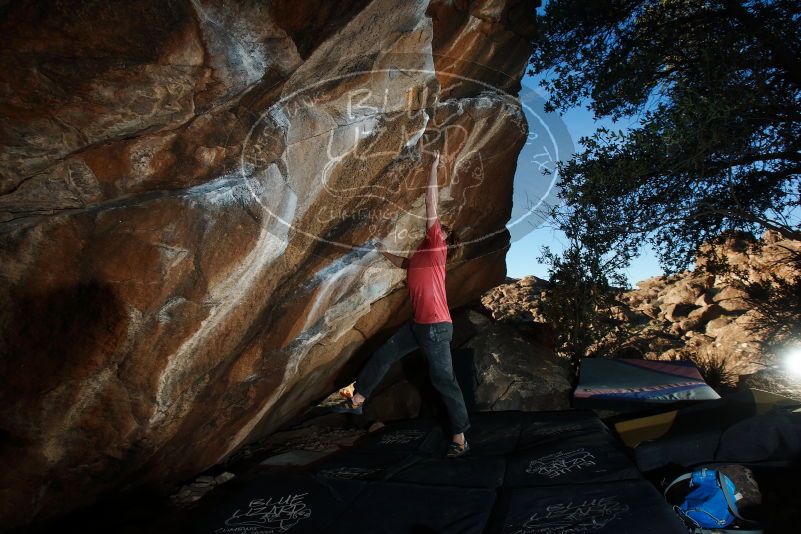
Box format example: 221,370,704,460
688,352,739,394
530,0,801,273
537,205,633,375
530,0,801,363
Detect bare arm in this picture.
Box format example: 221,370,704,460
426,150,440,229
376,243,409,269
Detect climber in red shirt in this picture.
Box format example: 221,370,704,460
331,149,471,458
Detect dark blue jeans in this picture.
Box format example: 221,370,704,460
354,320,471,435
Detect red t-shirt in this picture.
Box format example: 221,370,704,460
407,218,452,324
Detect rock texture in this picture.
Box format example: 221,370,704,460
480,275,557,347
480,232,801,392
466,320,572,411
618,231,800,379
0,0,538,527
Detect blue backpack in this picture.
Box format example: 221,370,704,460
664,468,763,534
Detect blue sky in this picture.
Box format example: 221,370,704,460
505,0,800,286
504,71,665,287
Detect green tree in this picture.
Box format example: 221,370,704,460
530,0,800,273
538,204,634,374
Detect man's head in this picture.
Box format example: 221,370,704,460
440,223,462,263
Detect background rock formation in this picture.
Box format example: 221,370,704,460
0,0,537,527
482,231,801,396
618,231,801,390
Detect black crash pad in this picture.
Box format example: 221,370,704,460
184,410,687,534
633,394,801,471
505,433,640,487
324,480,497,534
517,409,611,450
310,449,413,482
487,479,687,534
187,472,365,534
385,452,506,488
349,418,439,455
420,412,522,458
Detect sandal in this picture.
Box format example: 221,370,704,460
446,439,469,458
329,397,364,415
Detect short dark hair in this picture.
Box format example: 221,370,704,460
440,223,462,263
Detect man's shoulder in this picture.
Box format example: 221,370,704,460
426,219,443,241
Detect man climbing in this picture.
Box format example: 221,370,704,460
331,149,471,459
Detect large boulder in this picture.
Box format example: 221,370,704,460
0,0,538,527
467,322,572,411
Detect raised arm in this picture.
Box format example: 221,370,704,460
426,150,440,229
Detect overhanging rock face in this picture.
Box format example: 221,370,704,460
0,0,537,526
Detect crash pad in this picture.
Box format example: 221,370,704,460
487,479,687,534
505,432,640,487
615,388,801,471
186,410,687,534
574,358,720,414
